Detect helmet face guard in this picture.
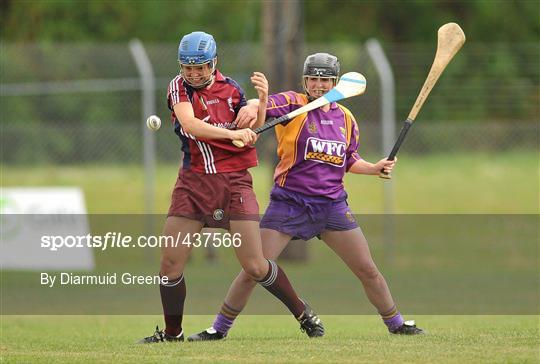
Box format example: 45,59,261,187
179,59,217,88
302,53,340,98
178,31,218,88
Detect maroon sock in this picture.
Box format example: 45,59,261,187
258,260,305,317
159,274,186,336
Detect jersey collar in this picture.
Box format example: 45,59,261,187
214,70,225,82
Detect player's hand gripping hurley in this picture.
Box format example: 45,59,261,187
232,72,367,148
380,23,466,179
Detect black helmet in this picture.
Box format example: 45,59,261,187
303,53,340,78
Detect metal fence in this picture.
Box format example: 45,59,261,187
1,41,538,166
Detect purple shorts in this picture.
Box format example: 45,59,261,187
260,186,358,240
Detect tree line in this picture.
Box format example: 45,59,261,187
1,0,538,43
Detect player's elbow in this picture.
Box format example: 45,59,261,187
178,118,195,134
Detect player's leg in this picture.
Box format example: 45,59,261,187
230,219,306,316
221,172,307,319
321,228,395,312
223,228,290,309
193,228,290,340
189,173,323,341
321,228,423,334
139,216,203,343
189,223,323,340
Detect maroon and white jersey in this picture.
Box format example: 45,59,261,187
167,70,258,174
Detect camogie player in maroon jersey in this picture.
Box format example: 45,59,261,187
139,32,323,343
189,53,424,341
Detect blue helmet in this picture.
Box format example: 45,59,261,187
178,31,217,65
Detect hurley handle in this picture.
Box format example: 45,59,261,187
379,119,413,179
232,115,288,148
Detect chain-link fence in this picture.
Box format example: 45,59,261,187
1,42,538,166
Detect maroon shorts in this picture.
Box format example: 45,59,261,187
168,169,260,229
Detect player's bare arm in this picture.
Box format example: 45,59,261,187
233,72,267,130
174,102,255,144
251,72,268,130
348,157,397,175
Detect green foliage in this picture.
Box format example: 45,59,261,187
2,1,538,43
0,0,261,42
1,1,538,126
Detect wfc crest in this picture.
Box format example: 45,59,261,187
304,137,346,167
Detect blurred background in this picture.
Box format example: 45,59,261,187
1,0,538,213
1,0,538,315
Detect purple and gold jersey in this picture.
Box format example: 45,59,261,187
267,91,361,199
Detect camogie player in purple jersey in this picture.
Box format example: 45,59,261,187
189,53,424,341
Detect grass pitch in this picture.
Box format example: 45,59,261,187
1,151,538,362
1,315,538,363
2,151,538,213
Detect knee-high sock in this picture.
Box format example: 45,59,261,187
258,260,305,318
212,302,242,335
159,274,186,336
380,304,404,331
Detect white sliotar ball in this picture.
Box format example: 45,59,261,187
146,115,161,131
